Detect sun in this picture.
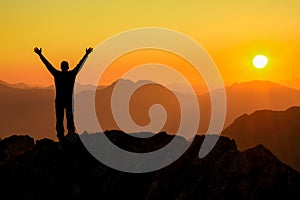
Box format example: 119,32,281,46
252,55,268,69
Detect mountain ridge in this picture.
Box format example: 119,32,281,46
222,106,300,171
1,78,299,92
1,78,300,142
0,131,299,199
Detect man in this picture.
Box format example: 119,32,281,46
34,47,93,142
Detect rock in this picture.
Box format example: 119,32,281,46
0,131,299,200
0,135,34,164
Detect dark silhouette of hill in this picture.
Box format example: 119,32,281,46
0,135,34,164
222,106,300,171
1,79,300,139
104,130,176,153
0,132,299,200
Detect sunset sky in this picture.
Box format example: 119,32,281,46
1,1,300,87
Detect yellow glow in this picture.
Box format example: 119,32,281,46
0,1,300,86
252,55,268,69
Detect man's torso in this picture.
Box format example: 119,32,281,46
53,71,76,102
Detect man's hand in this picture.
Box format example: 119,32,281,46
86,47,93,55
34,47,42,55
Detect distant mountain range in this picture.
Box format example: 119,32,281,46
0,82,55,139
85,79,300,135
0,80,31,89
223,80,300,127
0,132,299,199
1,79,300,140
222,106,300,171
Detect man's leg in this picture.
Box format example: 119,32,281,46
55,100,65,141
66,101,76,134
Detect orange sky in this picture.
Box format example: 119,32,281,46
0,1,300,87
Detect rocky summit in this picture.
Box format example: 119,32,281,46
0,131,299,200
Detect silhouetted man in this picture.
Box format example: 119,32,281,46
34,47,93,142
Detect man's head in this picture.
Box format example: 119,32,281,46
61,61,69,72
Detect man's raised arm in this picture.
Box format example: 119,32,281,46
34,47,58,76
72,47,93,74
